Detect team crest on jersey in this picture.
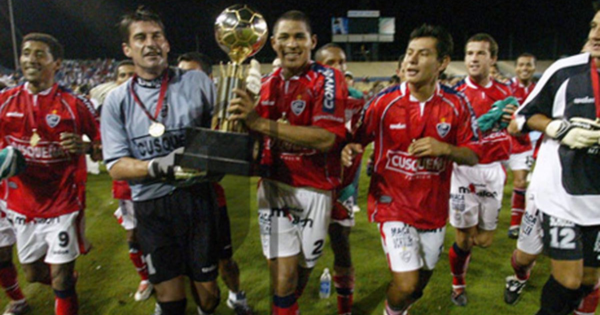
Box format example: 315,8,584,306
291,96,306,116
436,119,451,138
46,113,61,128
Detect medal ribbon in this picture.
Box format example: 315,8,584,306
589,57,600,119
129,71,169,122
24,84,58,136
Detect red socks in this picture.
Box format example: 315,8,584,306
510,188,526,227
55,287,78,315
0,263,25,301
449,243,471,288
128,244,149,281
334,274,354,315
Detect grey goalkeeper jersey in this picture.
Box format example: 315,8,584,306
101,67,215,201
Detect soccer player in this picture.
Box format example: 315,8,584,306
102,7,220,315
505,53,537,239
315,43,364,315
509,7,600,314
227,10,347,315
177,52,253,315
448,33,517,306
342,24,480,315
0,149,28,315
0,33,101,315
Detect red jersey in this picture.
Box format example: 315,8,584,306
455,76,512,163
508,78,536,154
0,83,100,218
341,96,366,188
357,83,480,229
256,62,347,190
112,180,131,200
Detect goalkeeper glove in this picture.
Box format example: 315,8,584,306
545,117,600,149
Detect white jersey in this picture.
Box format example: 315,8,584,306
515,53,600,225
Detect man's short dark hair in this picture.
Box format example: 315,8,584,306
593,1,600,12
21,33,64,60
409,24,454,61
177,52,213,75
315,43,343,62
114,59,134,77
466,33,498,58
397,54,405,69
118,6,165,44
516,52,536,65
273,10,312,34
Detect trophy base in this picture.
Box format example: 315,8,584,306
176,127,257,176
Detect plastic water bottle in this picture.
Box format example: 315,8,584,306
319,268,332,299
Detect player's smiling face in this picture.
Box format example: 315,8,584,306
319,47,347,72
271,19,317,79
465,41,496,81
515,56,535,83
20,41,61,88
123,21,170,79
404,37,446,87
588,11,600,59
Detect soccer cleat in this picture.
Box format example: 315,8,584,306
507,226,520,239
227,291,253,315
504,275,527,305
151,303,162,315
134,281,153,301
352,205,361,213
3,300,30,315
451,288,468,306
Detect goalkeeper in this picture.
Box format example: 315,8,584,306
508,29,600,314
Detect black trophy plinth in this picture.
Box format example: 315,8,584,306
176,127,256,176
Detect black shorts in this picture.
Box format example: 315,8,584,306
134,183,219,284
542,212,600,268
218,204,233,260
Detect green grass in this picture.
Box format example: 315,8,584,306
5,152,572,314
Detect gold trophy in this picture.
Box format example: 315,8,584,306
176,5,267,176
213,4,268,132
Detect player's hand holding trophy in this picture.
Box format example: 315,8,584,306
176,4,267,176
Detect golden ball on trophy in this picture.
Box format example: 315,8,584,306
215,4,268,64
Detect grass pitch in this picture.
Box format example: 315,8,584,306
7,154,558,314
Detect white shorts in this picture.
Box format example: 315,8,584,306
6,210,87,264
504,150,534,171
0,201,15,247
379,221,446,272
449,163,506,230
517,191,543,255
257,179,331,268
113,200,136,230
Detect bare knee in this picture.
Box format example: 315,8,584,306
195,281,220,313
51,263,76,290
474,230,494,248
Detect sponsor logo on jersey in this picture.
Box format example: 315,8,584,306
322,68,336,113
132,130,186,158
573,96,595,104
46,112,61,128
6,136,69,163
6,112,23,118
549,216,575,228
261,100,275,106
390,123,407,130
385,150,447,176
436,119,451,138
291,96,306,116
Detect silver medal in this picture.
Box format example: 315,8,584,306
148,122,165,138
